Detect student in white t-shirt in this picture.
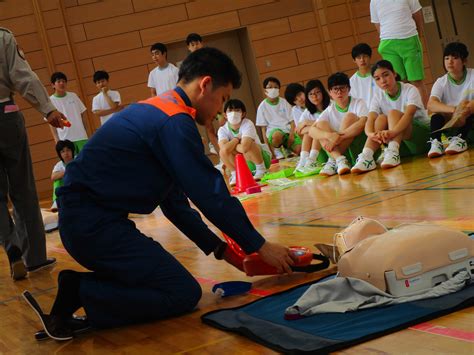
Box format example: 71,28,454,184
427,42,474,158
294,80,331,176
370,0,428,105
284,83,306,126
48,72,88,153
92,70,122,126
351,60,430,174
350,43,379,108
218,99,271,185
256,77,302,159
50,140,75,211
309,73,368,176
147,43,179,97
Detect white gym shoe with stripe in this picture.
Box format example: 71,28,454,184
381,148,401,169
351,154,376,174
445,135,467,155
336,156,351,175
427,138,444,158
319,159,337,176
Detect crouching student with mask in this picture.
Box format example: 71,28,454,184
218,99,271,185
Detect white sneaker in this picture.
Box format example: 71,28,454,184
254,169,266,181
50,200,58,212
274,148,284,160
351,154,376,174
445,135,467,155
229,171,237,186
336,156,351,175
376,149,385,165
427,138,444,158
319,159,337,176
381,148,400,169
294,159,306,173
209,143,217,155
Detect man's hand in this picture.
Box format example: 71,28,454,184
258,241,295,274
46,110,66,128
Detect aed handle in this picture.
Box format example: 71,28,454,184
291,254,330,273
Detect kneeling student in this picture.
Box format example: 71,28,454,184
218,99,271,185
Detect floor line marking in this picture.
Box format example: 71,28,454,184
410,322,474,343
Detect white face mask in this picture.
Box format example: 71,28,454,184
226,111,242,125
265,88,279,99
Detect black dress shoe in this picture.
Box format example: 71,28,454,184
26,257,57,273
6,246,27,280
22,290,73,341
35,315,91,341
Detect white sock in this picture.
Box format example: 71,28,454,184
335,156,346,163
362,147,374,158
255,163,265,172
387,141,400,152
298,151,309,167
309,149,319,160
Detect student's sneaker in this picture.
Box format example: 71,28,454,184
376,149,385,165
427,138,445,158
445,135,467,155
381,148,401,169
229,171,237,186
254,169,267,181
274,148,284,160
351,153,376,174
319,159,337,177
336,157,351,175
50,200,58,213
295,161,321,178
209,143,218,155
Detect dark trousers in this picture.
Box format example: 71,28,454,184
0,105,47,267
57,191,202,328
430,113,474,141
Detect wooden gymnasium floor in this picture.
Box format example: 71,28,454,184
1,150,473,354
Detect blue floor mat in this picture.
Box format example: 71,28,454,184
202,275,474,354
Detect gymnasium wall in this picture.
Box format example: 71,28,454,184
0,0,434,200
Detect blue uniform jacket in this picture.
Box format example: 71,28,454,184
58,87,266,255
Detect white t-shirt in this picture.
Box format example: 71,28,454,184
430,68,474,106
256,98,293,136
217,119,270,153
147,63,179,95
50,92,88,141
350,72,379,108
52,161,66,174
92,90,121,125
370,82,426,120
318,97,368,132
291,105,306,126
370,0,421,40
299,109,322,123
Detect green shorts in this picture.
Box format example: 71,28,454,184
73,139,88,154
247,148,272,173
320,134,366,166
399,119,430,157
378,35,424,81
267,128,302,150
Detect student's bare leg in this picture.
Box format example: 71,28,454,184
242,141,264,165
365,114,388,152
271,131,284,148
218,146,236,171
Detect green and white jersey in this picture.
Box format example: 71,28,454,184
319,97,368,132
430,68,474,106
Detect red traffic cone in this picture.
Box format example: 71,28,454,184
234,154,259,193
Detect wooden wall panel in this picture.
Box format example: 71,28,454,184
3,0,436,201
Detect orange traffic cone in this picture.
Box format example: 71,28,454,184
233,154,260,194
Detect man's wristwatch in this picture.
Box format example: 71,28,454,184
213,241,228,260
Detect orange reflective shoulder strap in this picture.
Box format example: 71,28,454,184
139,90,196,119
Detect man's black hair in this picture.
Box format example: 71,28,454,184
327,72,350,90
443,42,469,60
305,79,330,114
55,140,75,162
51,72,67,84
186,33,202,45
284,83,305,105
351,43,372,59
150,42,167,54
178,47,241,89
93,70,109,83
263,76,280,88
224,99,246,113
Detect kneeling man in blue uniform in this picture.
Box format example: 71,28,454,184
23,47,295,341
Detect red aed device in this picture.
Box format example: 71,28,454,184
223,233,329,276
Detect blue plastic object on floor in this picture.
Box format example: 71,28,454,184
212,281,252,297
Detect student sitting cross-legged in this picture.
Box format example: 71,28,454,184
218,99,271,185
309,72,368,176
351,60,430,174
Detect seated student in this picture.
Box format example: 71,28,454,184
309,73,368,176
350,42,379,107
147,42,179,97
218,99,271,185
427,42,474,158
50,140,75,212
351,60,430,173
284,83,306,126
92,70,122,126
256,77,302,159
294,80,331,174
